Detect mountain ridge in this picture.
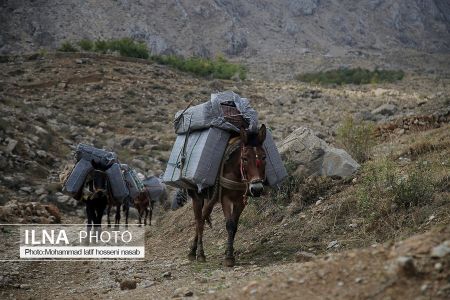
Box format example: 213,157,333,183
1,0,449,77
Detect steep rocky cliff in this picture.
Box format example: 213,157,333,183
1,0,449,65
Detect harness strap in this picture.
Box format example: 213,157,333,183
218,137,250,205
219,176,247,191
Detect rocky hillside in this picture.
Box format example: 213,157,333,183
1,0,450,77
0,50,449,299
1,52,448,209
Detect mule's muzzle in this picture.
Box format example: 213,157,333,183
249,181,264,197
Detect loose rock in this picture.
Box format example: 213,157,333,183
120,279,137,290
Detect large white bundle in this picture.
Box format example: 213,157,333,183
63,158,94,196
163,127,231,191
174,91,258,134
105,163,129,203
263,130,288,187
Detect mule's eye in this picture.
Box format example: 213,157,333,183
242,157,248,163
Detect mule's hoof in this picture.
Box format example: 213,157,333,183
223,257,235,267
197,255,206,262
187,253,196,261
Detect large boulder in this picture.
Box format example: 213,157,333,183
279,127,360,178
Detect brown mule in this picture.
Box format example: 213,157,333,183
134,187,153,226
188,124,267,267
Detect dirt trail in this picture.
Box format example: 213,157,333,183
3,208,449,300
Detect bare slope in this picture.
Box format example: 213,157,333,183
1,0,450,77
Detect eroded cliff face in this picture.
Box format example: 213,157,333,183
1,0,449,60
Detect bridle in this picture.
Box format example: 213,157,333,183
239,144,265,188
219,138,266,205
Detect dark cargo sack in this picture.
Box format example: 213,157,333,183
64,158,94,195
75,144,117,169
143,176,165,202
263,130,288,187
163,127,230,191
121,164,140,200
106,163,129,202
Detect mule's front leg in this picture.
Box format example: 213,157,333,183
124,206,129,229
222,197,244,267
107,205,112,228
115,204,121,229
144,208,148,226
138,208,142,227
187,234,198,261
148,202,154,226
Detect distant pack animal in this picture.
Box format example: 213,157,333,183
82,169,108,233
187,125,267,267
133,176,168,226
82,161,125,230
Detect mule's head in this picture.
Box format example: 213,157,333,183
240,124,267,197
90,166,108,197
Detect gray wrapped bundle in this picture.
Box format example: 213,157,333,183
143,176,166,202
106,163,129,203
174,91,258,134
63,158,94,196
163,127,231,191
263,130,288,187
75,143,117,168
121,164,140,200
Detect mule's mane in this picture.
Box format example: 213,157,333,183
245,132,262,147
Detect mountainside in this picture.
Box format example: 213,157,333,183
1,0,450,77
0,51,449,299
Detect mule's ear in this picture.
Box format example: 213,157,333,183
240,126,248,144
258,124,267,144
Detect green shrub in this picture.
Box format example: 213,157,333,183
296,68,404,85
78,39,94,51
92,38,149,58
151,55,246,80
358,159,435,219
393,163,435,208
58,41,78,52
269,160,302,205
337,117,375,163
108,38,149,59
93,39,110,53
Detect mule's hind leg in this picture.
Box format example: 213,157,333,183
148,202,154,226
192,193,206,262
114,204,121,229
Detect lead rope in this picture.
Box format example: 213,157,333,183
240,145,249,206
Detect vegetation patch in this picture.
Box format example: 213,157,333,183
58,38,149,59
337,116,376,163
77,39,94,51
152,55,247,80
358,159,435,220
296,68,404,85
57,38,245,79
58,41,78,52
269,160,302,205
